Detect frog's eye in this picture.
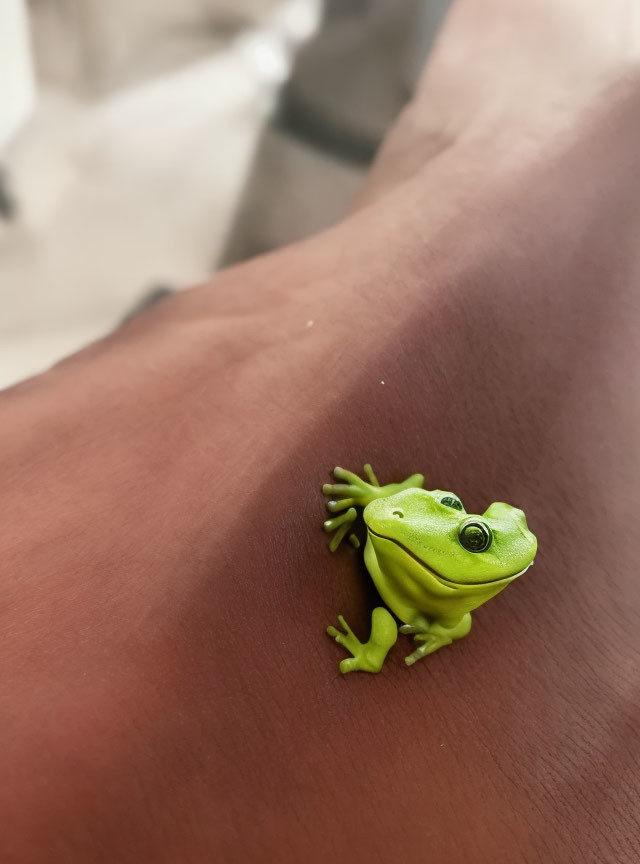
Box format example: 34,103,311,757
458,519,493,553
441,496,463,511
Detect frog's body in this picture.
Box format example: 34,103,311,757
323,466,537,672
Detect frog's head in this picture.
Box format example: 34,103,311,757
364,488,537,588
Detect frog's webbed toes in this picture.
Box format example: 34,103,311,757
327,615,361,657
339,657,361,674
323,466,380,509
332,466,363,485
399,624,423,635
326,608,397,674
405,635,452,666
322,482,354,497
362,463,380,487
323,507,357,551
325,497,355,513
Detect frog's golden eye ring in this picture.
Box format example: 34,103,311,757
441,496,463,511
458,519,493,553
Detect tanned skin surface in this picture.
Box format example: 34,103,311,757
1,2,639,861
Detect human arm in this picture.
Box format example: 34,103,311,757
1,1,640,861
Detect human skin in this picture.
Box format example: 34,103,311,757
1,1,640,862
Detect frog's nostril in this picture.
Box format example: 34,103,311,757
392,510,404,518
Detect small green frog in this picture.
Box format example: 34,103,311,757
323,465,537,672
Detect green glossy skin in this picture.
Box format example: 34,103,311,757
323,466,537,673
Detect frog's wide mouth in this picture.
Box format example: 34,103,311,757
367,528,528,588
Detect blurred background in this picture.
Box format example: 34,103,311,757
0,0,451,389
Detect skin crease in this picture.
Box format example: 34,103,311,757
1,1,640,861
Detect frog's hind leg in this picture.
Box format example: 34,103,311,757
327,607,397,673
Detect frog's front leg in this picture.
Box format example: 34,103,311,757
323,506,358,552
404,633,453,666
322,465,424,550
400,613,472,666
327,608,398,673
323,465,424,511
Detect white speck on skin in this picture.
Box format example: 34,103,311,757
380,380,385,385
306,319,314,328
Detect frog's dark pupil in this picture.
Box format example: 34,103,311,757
458,521,492,553
441,496,463,511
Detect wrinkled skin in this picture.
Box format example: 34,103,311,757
1,1,640,862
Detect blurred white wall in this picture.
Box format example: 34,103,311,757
0,0,319,390
28,0,287,96
0,0,35,151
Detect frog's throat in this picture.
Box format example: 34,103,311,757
366,528,530,589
